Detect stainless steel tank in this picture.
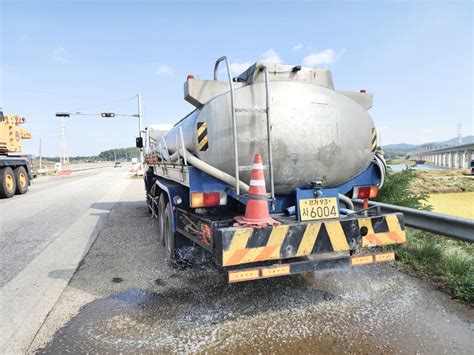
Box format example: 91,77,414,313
161,62,376,195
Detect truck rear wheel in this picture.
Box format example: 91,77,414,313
163,202,178,263
158,194,167,246
0,167,16,198
14,166,29,195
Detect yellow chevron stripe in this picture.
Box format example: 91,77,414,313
222,228,253,265
267,225,290,259
372,129,377,138
197,123,207,136
325,221,350,251
359,218,376,247
198,136,208,150
240,246,266,264
372,232,394,245
385,214,401,231
296,223,321,256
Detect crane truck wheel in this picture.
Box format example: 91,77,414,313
163,202,178,263
158,194,167,246
14,166,29,195
0,167,17,198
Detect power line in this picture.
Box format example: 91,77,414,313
69,95,137,112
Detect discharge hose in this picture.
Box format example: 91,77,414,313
171,149,250,193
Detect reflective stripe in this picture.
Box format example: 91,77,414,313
253,163,263,169
250,179,266,186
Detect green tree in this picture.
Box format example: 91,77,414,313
376,168,431,210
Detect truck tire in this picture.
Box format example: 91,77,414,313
0,167,16,198
14,166,29,195
158,194,167,246
163,202,178,263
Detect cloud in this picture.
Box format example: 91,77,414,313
261,49,283,63
155,64,173,76
302,48,343,66
51,47,70,63
225,49,283,76
292,43,304,51
229,61,252,76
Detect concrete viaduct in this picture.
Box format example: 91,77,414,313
408,143,474,169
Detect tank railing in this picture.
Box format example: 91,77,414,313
179,127,188,166
161,136,170,162
214,56,240,196
158,142,164,162
260,65,276,210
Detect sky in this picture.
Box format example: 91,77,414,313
1,0,472,157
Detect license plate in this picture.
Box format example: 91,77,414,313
299,197,339,221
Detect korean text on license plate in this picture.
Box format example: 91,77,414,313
299,197,339,221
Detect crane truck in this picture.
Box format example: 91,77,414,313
0,109,33,198
141,57,406,283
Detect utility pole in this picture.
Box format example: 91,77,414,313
457,124,462,145
39,138,42,170
59,116,69,165
137,93,144,164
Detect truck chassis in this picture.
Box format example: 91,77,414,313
144,162,406,283
0,154,32,198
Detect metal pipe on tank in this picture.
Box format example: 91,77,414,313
179,149,250,192
261,65,276,209
214,56,240,196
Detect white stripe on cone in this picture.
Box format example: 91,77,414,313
250,179,266,186
252,163,263,169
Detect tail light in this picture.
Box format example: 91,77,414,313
190,191,227,208
353,186,378,199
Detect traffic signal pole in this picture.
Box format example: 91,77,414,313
56,94,145,165
137,93,144,164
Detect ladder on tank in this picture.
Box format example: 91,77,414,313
214,56,276,209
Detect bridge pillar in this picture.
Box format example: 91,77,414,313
461,150,467,169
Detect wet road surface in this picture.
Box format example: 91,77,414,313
35,180,474,353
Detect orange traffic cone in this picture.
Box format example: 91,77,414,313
234,153,280,227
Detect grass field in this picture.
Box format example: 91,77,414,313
379,170,474,303
428,192,474,219
401,191,474,303
411,169,474,194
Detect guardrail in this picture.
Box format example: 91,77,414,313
353,199,474,243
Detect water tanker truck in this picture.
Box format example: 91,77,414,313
142,57,406,282
0,109,32,198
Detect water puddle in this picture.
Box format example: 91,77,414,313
37,266,435,353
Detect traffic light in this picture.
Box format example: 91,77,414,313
101,112,115,118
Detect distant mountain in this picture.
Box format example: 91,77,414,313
430,135,474,147
382,143,419,152
383,135,474,158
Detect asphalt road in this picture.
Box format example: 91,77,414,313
0,166,125,287
0,166,132,352
22,179,473,354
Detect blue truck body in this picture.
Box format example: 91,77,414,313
144,158,406,283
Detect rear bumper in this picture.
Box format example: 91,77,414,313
213,213,405,267
228,251,396,283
